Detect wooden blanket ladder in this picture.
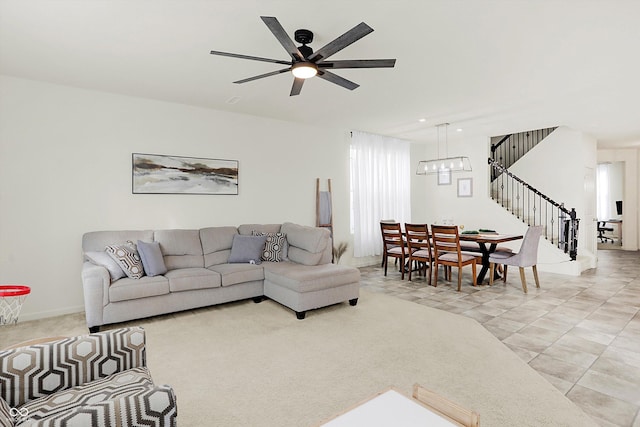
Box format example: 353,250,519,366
316,178,333,237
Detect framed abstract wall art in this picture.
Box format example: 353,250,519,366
437,169,451,185
132,153,238,195
457,177,473,197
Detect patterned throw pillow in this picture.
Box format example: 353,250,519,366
252,231,287,262
0,397,12,427
105,242,145,279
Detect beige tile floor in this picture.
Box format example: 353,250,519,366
360,249,640,427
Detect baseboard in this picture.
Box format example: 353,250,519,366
349,255,380,268
536,260,584,276
17,305,85,322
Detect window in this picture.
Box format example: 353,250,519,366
350,130,411,257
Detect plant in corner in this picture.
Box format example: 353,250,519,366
333,241,349,264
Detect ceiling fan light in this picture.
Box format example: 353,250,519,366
291,62,318,79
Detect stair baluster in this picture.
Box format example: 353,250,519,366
490,127,557,179
488,158,579,260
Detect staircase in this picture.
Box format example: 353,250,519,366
490,127,557,181
488,127,580,261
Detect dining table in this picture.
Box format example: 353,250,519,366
458,232,523,284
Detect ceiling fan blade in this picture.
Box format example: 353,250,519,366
290,78,304,96
317,70,359,91
318,59,396,69
210,50,291,66
233,68,291,84
261,16,305,61
308,22,373,63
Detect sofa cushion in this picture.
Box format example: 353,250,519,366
137,240,168,277
85,251,126,281
280,222,330,266
228,234,267,264
264,262,360,293
208,263,264,287
154,229,204,269
280,223,326,253
105,243,145,279
252,231,286,262
17,367,153,426
109,276,169,302
165,268,221,292
200,226,238,267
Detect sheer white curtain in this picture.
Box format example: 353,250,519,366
596,163,611,220
351,130,411,257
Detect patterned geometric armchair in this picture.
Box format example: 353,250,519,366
0,327,177,427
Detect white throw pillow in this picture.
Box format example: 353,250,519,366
85,251,126,281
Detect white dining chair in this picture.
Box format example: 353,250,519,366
488,226,543,293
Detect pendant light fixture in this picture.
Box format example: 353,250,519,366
416,123,472,175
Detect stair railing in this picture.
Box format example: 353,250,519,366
488,158,579,260
490,127,557,180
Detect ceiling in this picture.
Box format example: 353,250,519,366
2,1,639,147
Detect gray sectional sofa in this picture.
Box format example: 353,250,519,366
81,222,360,332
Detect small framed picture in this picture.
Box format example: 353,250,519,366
457,178,473,197
437,169,451,185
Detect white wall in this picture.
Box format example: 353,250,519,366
0,75,352,321
412,131,518,229
509,127,598,262
597,148,639,251
609,162,625,217
410,143,428,222
412,127,597,274
0,75,610,322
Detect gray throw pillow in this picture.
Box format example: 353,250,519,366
85,251,126,282
228,234,267,264
137,240,168,276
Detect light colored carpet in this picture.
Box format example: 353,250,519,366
1,290,597,426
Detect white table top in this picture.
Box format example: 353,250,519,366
320,389,456,427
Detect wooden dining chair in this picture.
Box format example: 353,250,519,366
412,384,480,427
379,219,397,267
489,225,543,293
404,223,433,285
430,224,480,291
380,222,409,279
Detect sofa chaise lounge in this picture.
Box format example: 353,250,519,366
81,222,360,332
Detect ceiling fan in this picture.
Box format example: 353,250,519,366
210,16,396,96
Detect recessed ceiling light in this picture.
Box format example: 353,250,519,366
456,128,463,132
418,118,426,122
